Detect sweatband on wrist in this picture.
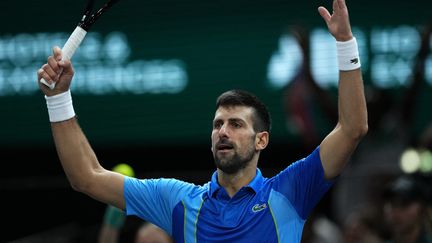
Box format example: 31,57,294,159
336,37,361,71
45,90,75,122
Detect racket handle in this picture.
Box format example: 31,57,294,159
40,26,88,89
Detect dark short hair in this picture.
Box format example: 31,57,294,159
216,90,271,133
383,175,427,205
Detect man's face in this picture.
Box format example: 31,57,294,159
211,106,258,174
384,200,424,234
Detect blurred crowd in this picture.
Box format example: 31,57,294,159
283,23,432,243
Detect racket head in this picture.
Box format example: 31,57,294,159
79,0,95,28
79,0,120,31
83,0,95,17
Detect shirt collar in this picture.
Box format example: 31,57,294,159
208,168,264,198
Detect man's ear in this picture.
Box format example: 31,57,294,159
255,131,269,151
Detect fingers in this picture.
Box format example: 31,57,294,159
47,56,60,75
318,6,331,24
40,57,61,82
59,60,73,76
37,46,64,84
37,46,74,93
333,0,348,15
37,67,51,83
333,0,339,12
320,0,353,41
318,0,349,23
337,0,347,10
53,46,62,61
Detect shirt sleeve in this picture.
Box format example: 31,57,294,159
123,176,197,235
272,146,334,219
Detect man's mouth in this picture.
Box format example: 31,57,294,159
216,143,234,151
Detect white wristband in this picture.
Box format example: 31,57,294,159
45,90,76,122
336,37,361,71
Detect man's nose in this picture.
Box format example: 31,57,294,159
218,123,229,137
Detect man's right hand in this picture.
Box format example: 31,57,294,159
37,46,74,96
318,0,353,42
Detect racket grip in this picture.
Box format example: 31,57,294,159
40,26,88,89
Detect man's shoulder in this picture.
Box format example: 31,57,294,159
125,177,208,194
157,178,210,198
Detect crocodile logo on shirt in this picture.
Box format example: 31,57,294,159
252,203,267,213
350,58,359,64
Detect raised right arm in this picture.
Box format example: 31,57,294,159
37,46,125,209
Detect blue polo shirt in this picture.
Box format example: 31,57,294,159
124,147,333,242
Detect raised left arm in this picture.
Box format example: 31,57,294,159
318,0,368,179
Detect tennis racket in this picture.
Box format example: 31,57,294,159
40,0,120,89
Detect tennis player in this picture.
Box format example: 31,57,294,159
36,0,367,241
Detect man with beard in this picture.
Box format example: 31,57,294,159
36,0,367,241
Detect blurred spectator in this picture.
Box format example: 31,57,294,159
342,205,384,243
135,222,173,243
98,204,128,243
301,212,343,243
283,25,337,151
419,123,432,150
382,175,432,243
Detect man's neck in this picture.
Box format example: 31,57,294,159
217,165,257,198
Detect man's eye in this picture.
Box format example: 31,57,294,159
214,123,222,129
232,122,241,128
